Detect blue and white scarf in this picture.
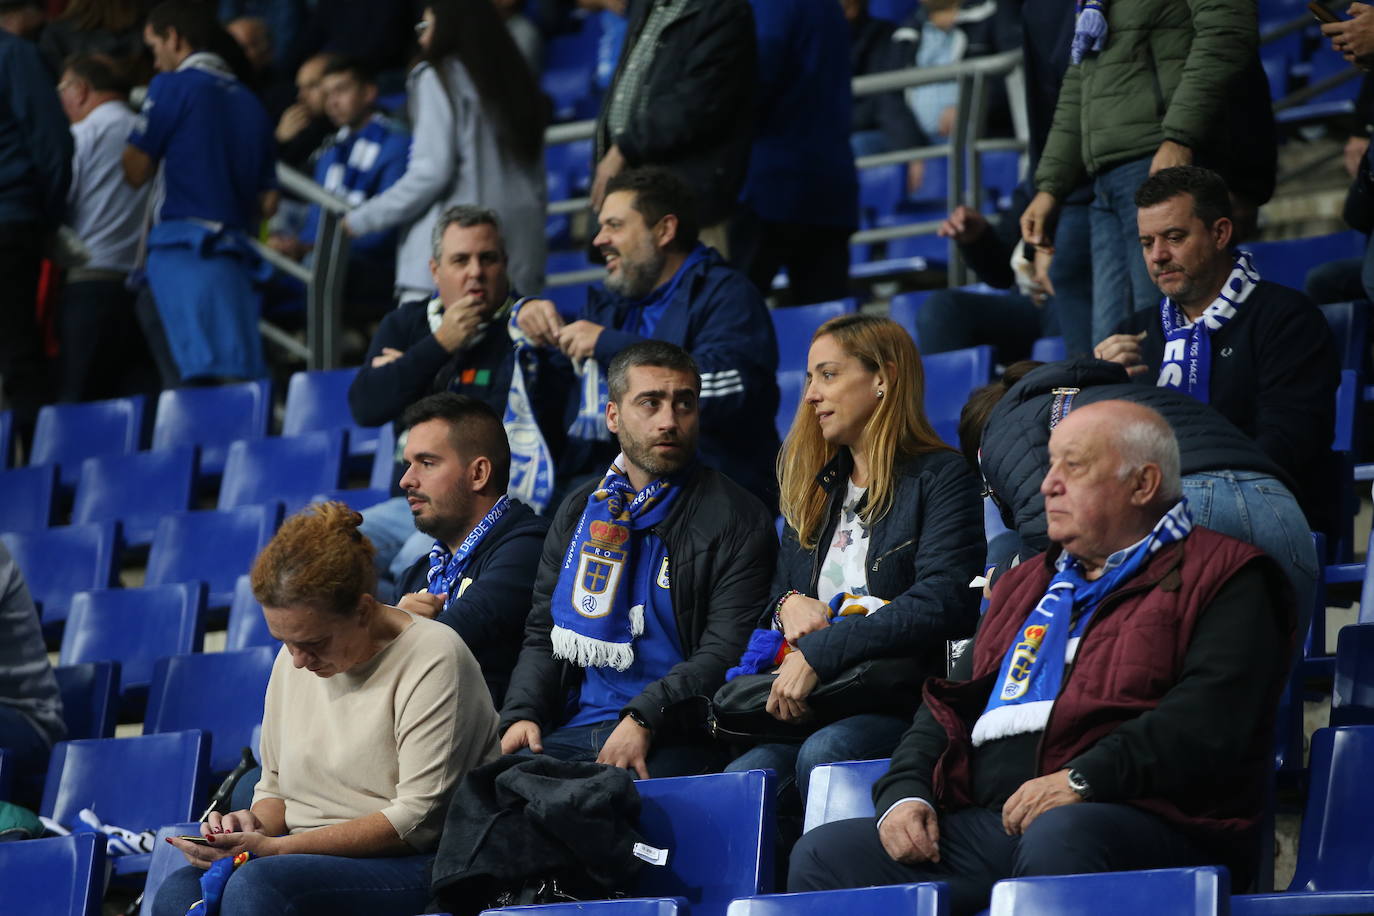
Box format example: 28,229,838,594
1071,0,1107,64
425,494,510,611
1156,251,1259,404
550,455,682,670
971,500,1193,746
504,300,556,512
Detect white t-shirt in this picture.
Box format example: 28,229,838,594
815,480,871,602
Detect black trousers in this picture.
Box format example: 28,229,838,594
789,804,1210,916
730,207,852,306
0,221,49,446
57,277,160,402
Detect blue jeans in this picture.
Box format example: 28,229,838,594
915,290,1057,361
520,720,726,778
724,713,910,804
1048,200,1094,357
1181,471,1318,655
1089,157,1158,345
358,496,434,589
153,853,434,916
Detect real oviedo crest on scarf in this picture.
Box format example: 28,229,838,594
572,520,630,619
1001,624,1047,701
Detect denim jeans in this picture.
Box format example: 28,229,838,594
1088,156,1158,345
724,713,910,804
152,852,434,916
518,720,726,778
915,289,1057,361
1305,256,1364,305
358,496,434,591
1048,200,1094,357
1181,471,1318,654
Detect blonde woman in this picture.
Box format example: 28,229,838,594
725,314,983,802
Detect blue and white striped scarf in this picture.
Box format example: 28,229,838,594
505,301,556,512
971,500,1193,746
1156,251,1259,405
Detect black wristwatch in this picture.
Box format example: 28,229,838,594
1067,768,1093,801
622,709,652,733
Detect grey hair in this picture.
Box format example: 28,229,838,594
430,205,503,261
1115,413,1182,502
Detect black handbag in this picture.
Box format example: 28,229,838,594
706,656,926,746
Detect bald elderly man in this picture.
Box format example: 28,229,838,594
788,401,1295,914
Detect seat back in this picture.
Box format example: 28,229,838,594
71,447,196,548
282,368,379,460
0,463,57,531
922,345,995,446
141,822,202,916
1317,301,1369,373
369,422,397,492
858,163,906,226
1332,625,1374,727
726,883,948,916
60,584,206,698
0,409,11,469
1030,336,1067,363
226,573,279,651
1248,233,1366,291
218,430,347,515
31,396,145,490
0,522,119,626
145,506,280,608
802,758,889,833
1290,726,1374,890
152,379,271,477
485,900,688,916
53,661,119,740
0,832,106,916
145,646,276,774
775,369,806,440
989,866,1230,915
771,300,859,373
41,731,209,834
630,769,776,916
888,291,932,345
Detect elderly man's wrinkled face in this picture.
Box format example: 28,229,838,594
1039,408,1142,566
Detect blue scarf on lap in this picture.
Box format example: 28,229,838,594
971,500,1193,746
1156,251,1259,404
550,456,682,670
425,495,510,611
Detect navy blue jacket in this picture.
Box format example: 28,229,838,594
741,0,858,229
771,448,984,686
0,31,71,227
565,248,781,502
396,499,551,708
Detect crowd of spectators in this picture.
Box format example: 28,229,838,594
0,0,1369,914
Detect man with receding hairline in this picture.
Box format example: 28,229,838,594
790,400,1294,914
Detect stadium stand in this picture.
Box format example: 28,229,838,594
150,380,272,480
0,463,57,532
0,833,106,916
70,447,196,549
30,396,146,492
989,867,1229,916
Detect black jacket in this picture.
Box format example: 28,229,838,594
594,0,756,227
1114,281,1339,535
396,500,551,708
981,359,1295,555
850,13,926,150
772,449,984,682
500,463,776,736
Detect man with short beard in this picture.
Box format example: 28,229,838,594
515,166,780,505
1092,166,1339,540
499,341,776,778
390,392,550,708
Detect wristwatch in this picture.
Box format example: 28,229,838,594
1066,768,1093,801
622,709,652,733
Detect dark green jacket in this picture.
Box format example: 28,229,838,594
1034,0,1258,198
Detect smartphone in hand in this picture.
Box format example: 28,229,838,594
1310,1,1342,23
175,835,213,846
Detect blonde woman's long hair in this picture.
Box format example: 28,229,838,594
778,314,950,550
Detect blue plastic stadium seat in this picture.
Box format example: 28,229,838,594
60,584,205,707
151,379,271,478
1318,301,1369,372
771,299,859,373
979,150,1022,210
369,421,398,491
71,447,196,549
486,900,688,916
869,0,918,22
218,430,347,515
141,822,202,916
226,574,279,651
54,661,119,740
542,63,595,122
1307,45,1362,104
145,646,276,775
727,883,948,916
907,155,949,208
1233,890,1374,915
41,731,209,868
776,369,806,440
1,522,119,628
31,396,146,490
1030,336,1067,363
0,463,57,532
547,249,593,275
859,163,907,227
1332,625,1374,727
1247,233,1367,293
0,832,105,916
923,345,995,446
311,488,391,513
0,409,11,468
1275,726,1374,892
543,281,593,320
802,758,889,833
145,506,280,610
989,866,1229,915
889,291,933,343
0,748,9,801
283,368,381,464
886,232,950,265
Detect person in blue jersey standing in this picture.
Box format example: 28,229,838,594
122,1,278,387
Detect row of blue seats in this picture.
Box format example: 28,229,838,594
11,722,1374,915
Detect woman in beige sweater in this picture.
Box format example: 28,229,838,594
157,502,500,916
